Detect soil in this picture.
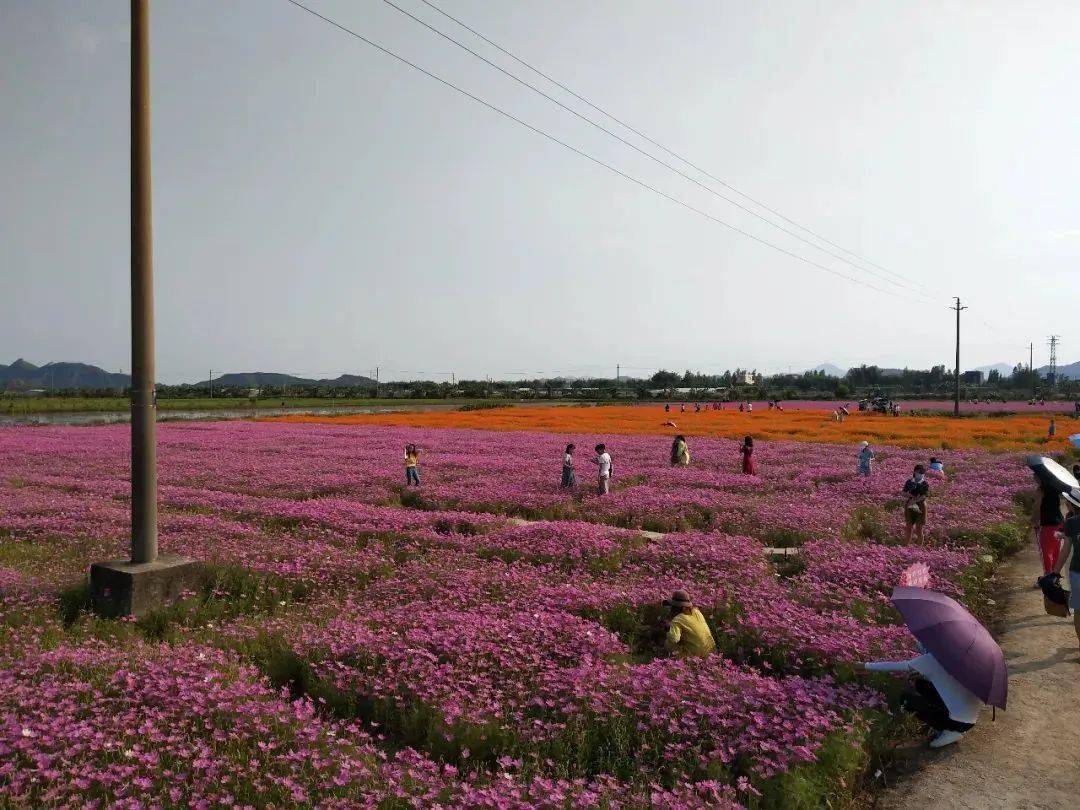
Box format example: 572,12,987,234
882,543,1080,809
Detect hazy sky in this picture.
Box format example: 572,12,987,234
3,1,1079,382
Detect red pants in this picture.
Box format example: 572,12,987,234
1038,525,1063,573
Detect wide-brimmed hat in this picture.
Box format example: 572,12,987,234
1064,488,1080,509
859,441,869,448
663,589,693,609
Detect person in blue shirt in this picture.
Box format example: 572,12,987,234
857,441,874,476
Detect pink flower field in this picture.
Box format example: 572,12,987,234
0,421,1034,807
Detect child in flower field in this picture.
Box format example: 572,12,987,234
404,444,421,486
592,443,612,495
662,589,716,658
902,464,930,542
857,441,874,476
560,443,576,489
927,456,945,479
739,436,755,475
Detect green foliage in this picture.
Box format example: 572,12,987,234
760,526,813,548
457,402,502,412
841,506,890,543
57,564,311,644
754,729,868,809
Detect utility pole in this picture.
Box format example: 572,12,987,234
1030,342,1035,398
129,0,157,564
1048,335,1060,390
90,0,198,617
375,366,380,398
951,297,967,417
209,369,213,399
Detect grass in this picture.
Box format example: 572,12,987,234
55,563,312,644
0,396,510,415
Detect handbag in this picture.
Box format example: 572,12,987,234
1038,573,1071,617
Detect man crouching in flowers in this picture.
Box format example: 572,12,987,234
662,589,716,658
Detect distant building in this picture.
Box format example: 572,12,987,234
740,372,756,385
961,370,984,384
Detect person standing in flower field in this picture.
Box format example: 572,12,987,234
591,443,612,495
739,436,756,475
662,589,716,658
404,444,421,487
671,435,690,467
560,443,576,489
1051,489,1080,654
857,441,874,476
902,464,930,542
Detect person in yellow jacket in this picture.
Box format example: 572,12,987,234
663,589,715,658
404,443,421,487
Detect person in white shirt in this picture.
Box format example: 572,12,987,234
591,443,612,495
855,644,982,748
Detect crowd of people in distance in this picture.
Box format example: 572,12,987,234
395,402,1078,752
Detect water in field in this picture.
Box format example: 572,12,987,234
0,405,406,427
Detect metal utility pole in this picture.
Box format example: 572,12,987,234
951,297,967,417
1048,335,1060,389
209,369,213,399
130,0,157,563
1030,342,1036,398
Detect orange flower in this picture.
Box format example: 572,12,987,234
265,405,1073,452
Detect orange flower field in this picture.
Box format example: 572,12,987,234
268,405,1076,453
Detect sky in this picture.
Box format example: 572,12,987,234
2,0,1079,383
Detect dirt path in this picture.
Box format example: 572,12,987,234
884,543,1079,809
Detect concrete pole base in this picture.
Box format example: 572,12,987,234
89,555,202,618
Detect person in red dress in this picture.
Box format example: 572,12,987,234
739,435,756,475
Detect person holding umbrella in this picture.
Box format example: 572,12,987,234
854,586,1007,748
1051,488,1080,652
1027,453,1079,576
856,644,982,748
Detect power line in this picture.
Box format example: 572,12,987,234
283,0,927,304
415,0,935,298
379,0,933,302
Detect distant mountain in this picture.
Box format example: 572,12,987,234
0,359,129,391
970,360,1079,381
1038,361,1080,381
197,372,378,389
809,363,846,377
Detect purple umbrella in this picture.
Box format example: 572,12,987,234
891,586,1008,710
